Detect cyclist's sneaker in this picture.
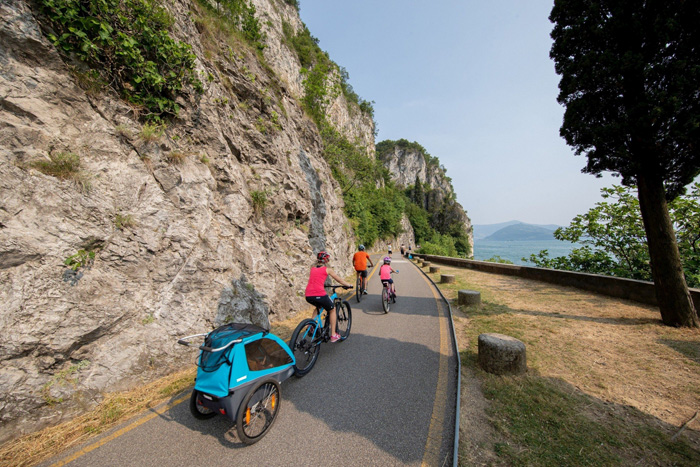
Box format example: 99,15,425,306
363,289,368,294
330,333,341,343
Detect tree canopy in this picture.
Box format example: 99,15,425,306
550,0,700,199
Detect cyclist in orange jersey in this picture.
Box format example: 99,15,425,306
352,244,374,294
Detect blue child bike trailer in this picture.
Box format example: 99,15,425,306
177,322,296,444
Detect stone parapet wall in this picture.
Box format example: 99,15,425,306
414,254,700,310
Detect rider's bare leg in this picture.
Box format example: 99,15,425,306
329,307,338,337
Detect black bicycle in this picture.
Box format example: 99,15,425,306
289,285,352,376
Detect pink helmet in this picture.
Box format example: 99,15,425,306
383,256,391,264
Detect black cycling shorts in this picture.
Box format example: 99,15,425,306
356,269,368,278
305,295,334,311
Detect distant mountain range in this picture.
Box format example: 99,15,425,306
474,221,560,241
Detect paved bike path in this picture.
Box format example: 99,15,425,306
45,255,458,466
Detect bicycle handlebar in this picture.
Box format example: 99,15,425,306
326,284,353,290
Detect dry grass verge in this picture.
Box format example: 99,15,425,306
421,261,700,466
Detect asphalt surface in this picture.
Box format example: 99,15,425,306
45,255,458,466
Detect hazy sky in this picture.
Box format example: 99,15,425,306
297,0,618,226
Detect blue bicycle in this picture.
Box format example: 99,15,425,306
290,285,352,376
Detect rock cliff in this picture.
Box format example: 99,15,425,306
377,140,473,253
0,0,376,441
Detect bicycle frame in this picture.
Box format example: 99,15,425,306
304,289,343,343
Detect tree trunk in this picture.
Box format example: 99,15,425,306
637,173,699,327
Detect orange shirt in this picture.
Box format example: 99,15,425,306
353,251,371,271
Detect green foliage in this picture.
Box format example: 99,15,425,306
280,22,391,244
114,213,136,230
526,184,700,287
673,184,700,287
404,203,432,244
343,184,406,247
64,249,96,271
338,66,374,118
485,256,514,265
411,174,425,208
40,0,202,121
376,138,471,257
31,151,91,192
283,23,323,70
41,360,91,405
417,233,458,257
300,59,335,124
283,23,373,120
392,165,470,257
139,122,165,142
281,0,299,11
31,152,81,179
250,189,268,215
201,0,266,51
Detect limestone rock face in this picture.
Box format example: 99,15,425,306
0,0,370,441
378,144,473,253
381,146,452,198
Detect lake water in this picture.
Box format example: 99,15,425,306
473,239,580,265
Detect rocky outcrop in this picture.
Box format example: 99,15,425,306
0,0,373,441
380,144,453,199
378,141,473,253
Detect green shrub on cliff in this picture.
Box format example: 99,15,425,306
39,0,202,121
283,22,374,120
196,0,266,52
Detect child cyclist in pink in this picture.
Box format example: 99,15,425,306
379,256,398,302
305,251,353,342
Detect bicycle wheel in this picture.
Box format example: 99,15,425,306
289,318,320,377
189,389,217,420
381,286,391,313
236,378,281,445
356,275,362,303
335,301,352,340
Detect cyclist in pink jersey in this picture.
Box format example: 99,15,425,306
379,256,398,301
304,251,352,342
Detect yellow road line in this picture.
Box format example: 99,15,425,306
420,272,451,467
50,393,190,467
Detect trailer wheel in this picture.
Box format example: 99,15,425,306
236,378,281,444
189,389,217,420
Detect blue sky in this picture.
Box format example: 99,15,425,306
297,0,617,226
